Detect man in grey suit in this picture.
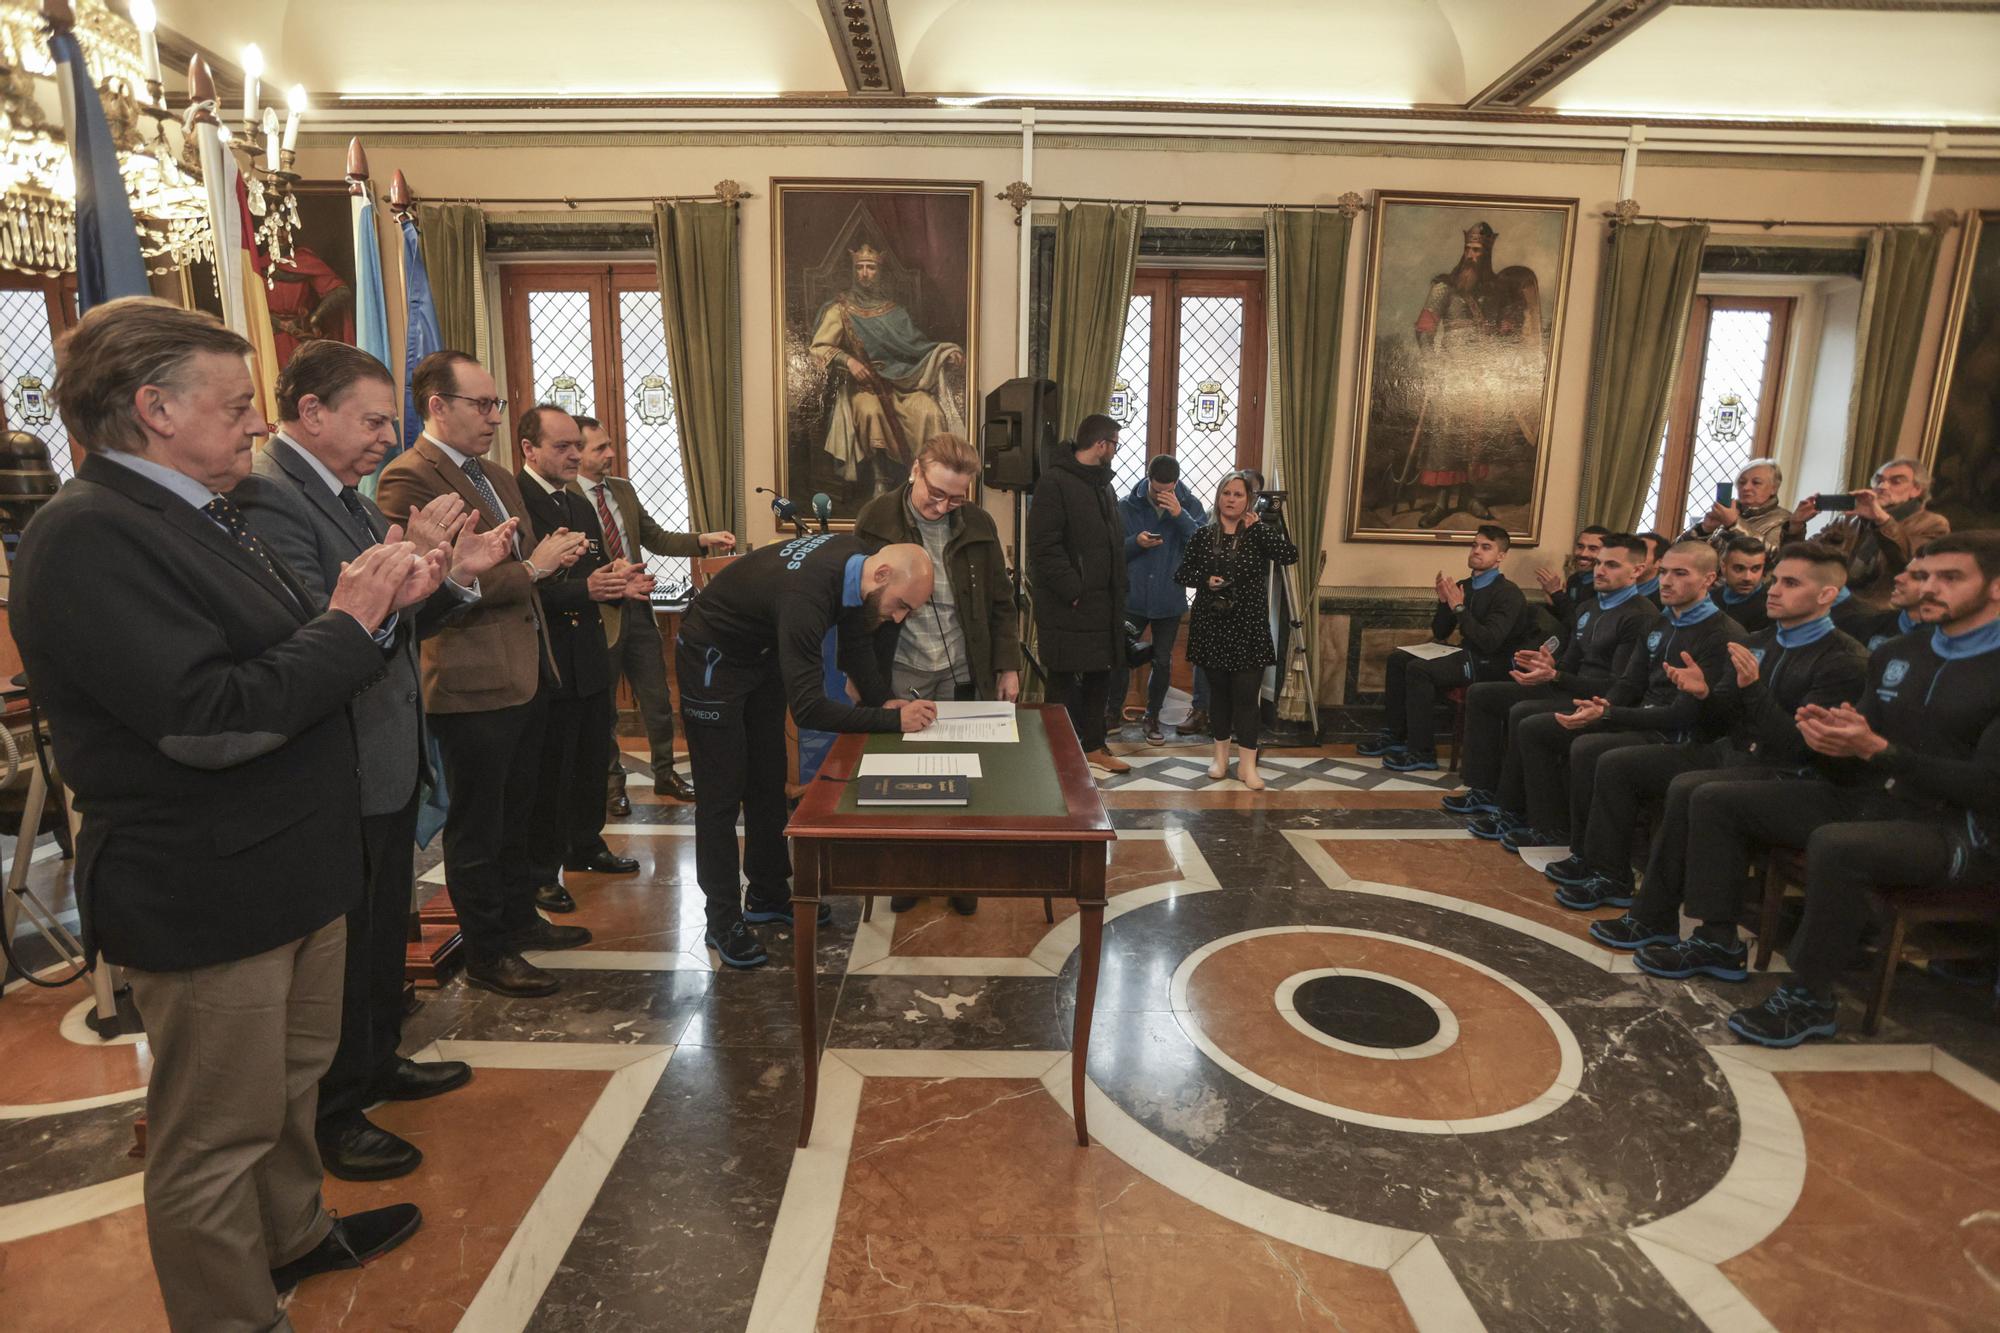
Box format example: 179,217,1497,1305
240,341,517,1182
572,416,734,808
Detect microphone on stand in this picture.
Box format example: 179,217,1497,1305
811,492,833,534
754,486,808,538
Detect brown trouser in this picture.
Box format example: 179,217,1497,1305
125,919,346,1332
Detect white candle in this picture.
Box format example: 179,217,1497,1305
262,107,279,171
130,0,160,88
282,85,306,154
241,44,263,127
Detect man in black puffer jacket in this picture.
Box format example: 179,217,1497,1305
1029,413,1131,773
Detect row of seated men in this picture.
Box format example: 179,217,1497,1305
1364,456,1996,1048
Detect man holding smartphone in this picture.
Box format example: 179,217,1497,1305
1781,457,1948,608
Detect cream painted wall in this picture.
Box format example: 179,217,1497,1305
292,133,2000,593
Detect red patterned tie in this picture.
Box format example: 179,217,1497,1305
593,483,627,563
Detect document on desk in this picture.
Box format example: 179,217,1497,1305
857,752,985,779
905,701,1020,744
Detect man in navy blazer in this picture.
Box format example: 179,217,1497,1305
10,300,440,1330
240,340,516,1184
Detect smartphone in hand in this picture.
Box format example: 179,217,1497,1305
1816,493,1858,512
1715,481,1733,505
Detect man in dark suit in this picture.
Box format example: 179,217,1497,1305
516,407,650,902
240,341,518,1182
10,298,435,1330
572,415,735,809
376,352,590,998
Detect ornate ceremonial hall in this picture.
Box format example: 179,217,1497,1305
3,3,2000,1332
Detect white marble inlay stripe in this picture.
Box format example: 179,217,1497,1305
0,1172,142,1243
0,1085,145,1120
1630,1234,1780,1333
1168,926,1585,1136
457,1047,673,1331
526,947,713,973
1387,1236,1489,1333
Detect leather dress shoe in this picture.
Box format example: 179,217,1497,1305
270,1203,423,1295
535,882,577,913
373,1057,472,1103
657,770,696,802
607,791,633,817
463,950,560,998
512,920,593,952
316,1113,421,1182
565,849,640,875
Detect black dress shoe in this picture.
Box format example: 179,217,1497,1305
890,895,920,912
316,1114,422,1182
535,882,577,913
949,895,978,916
270,1203,423,1295
463,951,560,997
607,792,632,817
657,770,696,802
373,1057,472,1103
511,920,593,952
564,850,640,875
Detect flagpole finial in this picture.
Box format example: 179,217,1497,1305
187,56,218,123
345,137,370,196
389,170,414,217
40,1,75,35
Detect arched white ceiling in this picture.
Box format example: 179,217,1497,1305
893,0,1471,106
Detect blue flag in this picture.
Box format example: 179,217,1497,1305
352,196,392,496
50,30,147,311
397,217,443,460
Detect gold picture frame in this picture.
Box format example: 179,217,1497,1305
771,178,980,526
1920,208,2000,533
1344,190,1578,546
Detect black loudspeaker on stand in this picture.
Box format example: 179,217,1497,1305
981,378,1059,493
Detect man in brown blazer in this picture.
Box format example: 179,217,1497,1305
571,416,735,808
375,351,589,997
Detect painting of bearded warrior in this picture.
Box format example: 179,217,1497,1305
774,180,979,523
1347,192,1577,545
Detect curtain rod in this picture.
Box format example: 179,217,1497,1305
406,180,751,209
1023,191,1369,213
1608,209,1955,230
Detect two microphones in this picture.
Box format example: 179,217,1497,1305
755,488,833,536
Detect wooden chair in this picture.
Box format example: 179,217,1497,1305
1755,846,2000,1034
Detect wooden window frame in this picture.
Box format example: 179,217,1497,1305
1131,268,1267,477
0,271,79,474
497,262,659,475
1655,294,1793,537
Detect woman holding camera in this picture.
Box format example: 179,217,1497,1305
1175,472,1299,790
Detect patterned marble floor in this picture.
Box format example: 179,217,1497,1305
4,736,2000,1331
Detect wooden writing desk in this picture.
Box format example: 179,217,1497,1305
785,705,1114,1147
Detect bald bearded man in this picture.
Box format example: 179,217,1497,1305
674,534,936,968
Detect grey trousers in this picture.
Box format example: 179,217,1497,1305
606,601,679,786
125,919,346,1333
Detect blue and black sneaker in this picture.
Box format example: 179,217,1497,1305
1588,913,1678,950
1355,733,1400,758
1555,875,1634,911
1727,986,1838,1048
1466,812,1520,841
705,920,770,970
1635,934,1750,982
1500,824,1564,854
743,899,835,927
1442,788,1500,816
1383,749,1440,773
1542,854,1594,887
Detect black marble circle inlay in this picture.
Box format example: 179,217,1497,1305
1290,975,1441,1050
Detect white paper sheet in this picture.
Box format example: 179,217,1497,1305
904,716,1020,744
1394,641,1462,661
857,753,985,778
931,700,1014,720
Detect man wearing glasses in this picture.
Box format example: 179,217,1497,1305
856,431,1020,916
377,352,590,999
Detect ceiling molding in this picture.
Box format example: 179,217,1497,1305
816,0,904,96
1466,0,1674,110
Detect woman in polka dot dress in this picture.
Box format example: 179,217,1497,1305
1175,472,1300,790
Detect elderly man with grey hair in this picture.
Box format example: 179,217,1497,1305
1681,457,1793,553
1782,456,1950,609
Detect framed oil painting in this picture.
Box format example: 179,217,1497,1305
1923,208,2000,533
772,179,978,524
1345,190,1577,545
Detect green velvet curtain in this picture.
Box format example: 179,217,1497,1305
1048,203,1145,442
1263,207,1351,725
653,200,741,535
1578,221,1709,533
1843,224,1943,490
416,203,487,362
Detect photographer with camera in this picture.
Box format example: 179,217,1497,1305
1782,457,1948,608
1175,472,1299,790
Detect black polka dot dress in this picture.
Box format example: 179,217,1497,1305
1175,518,1301,672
